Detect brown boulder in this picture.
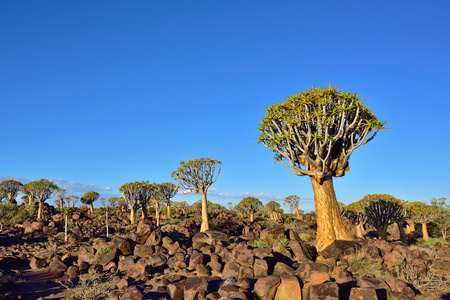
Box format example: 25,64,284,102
349,287,378,300
133,244,154,258
120,285,144,300
304,281,339,300
254,275,281,300
48,256,68,277
260,225,285,242
184,276,209,300
273,274,301,300
318,240,360,260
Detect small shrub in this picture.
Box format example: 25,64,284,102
396,262,449,293
59,274,116,300
348,251,382,278
95,246,111,261
55,232,65,240
279,238,291,248
417,238,448,247
252,239,271,248
36,244,58,261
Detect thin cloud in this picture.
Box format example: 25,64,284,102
103,186,112,191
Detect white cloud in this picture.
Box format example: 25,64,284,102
103,186,112,191
0,175,30,184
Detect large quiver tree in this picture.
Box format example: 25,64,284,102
172,158,221,232
258,86,386,251
81,191,99,214
0,180,22,204
26,179,59,220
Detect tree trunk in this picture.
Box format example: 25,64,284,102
142,206,148,220
310,176,354,252
240,212,243,218
376,226,388,241
295,208,301,220
38,200,44,220
89,203,94,214
397,221,407,243
200,192,209,232
130,206,136,224
106,210,109,238
421,222,429,240
167,205,171,219
356,222,364,238
156,210,160,227
405,219,415,234
250,213,254,222
27,195,33,205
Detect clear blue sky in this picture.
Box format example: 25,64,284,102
1,1,449,213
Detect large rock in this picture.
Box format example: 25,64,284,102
205,230,230,247
254,275,280,300
222,261,241,278
135,220,154,244
273,274,301,300
29,257,47,270
318,240,360,260
167,281,185,300
230,249,253,267
78,246,95,264
260,225,285,242
304,281,339,300
184,277,209,300
349,287,378,300
48,256,68,277
289,240,314,261
145,228,162,246
134,244,154,258
120,286,145,300
111,236,133,256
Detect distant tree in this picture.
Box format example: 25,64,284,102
107,196,118,208
65,195,79,208
238,197,262,222
258,86,386,251
227,202,233,211
176,201,188,215
430,197,450,240
26,179,59,219
137,182,156,220
266,201,281,221
0,180,23,204
99,198,106,208
116,197,127,212
407,201,438,241
345,204,367,239
158,182,178,219
119,182,140,224
172,157,222,232
234,202,245,218
152,184,167,227
283,195,302,220
54,188,66,209
81,191,99,214
364,199,404,241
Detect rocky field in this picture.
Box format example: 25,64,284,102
0,204,449,300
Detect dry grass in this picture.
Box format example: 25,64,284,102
396,263,449,293
59,273,116,300
347,249,383,278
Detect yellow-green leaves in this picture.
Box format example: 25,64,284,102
81,191,100,205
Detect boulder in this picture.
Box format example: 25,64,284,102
253,275,281,300
260,225,285,242
184,277,209,300
273,274,301,300
120,286,145,300
349,287,378,300
318,240,360,260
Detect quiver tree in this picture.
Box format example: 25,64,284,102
54,188,66,209
134,181,154,220
65,195,79,208
152,183,167,227
158,182,178,219
119,182,141,224
431,197,450,240
172,157,222,232
99,198,106,208
364,199,404,241
107,196,118,208
20,183,35,204
258,86,386,251
346,209,367,239
0,180,22,204
284,195,302,220
407,201,438,241
26,179,59,220
266,200,281,221
81,191,99,214
238,197,262,222
234,203,245,218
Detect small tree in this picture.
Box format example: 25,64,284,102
0,180,22,204
119,182,140,224
407,201,438,241
54,188,66,209
65,195,79,208
26,179,59,220
431,197,450,240
172,158,221,232
159,182,178,219
99,198,106,208
152,183,166,227
81,191,99,214
364,199,404,241
258,86,386,251
238,197,262,222
107,196,118,208
266,201,281,221
284,195,302,220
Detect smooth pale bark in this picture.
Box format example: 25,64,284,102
397,222,407,243
154,200,161,227
167,205,171,219
200,192,209,232
356,222,364,238
129,206,136,224
311,176,354,252
27,195,33,205
421,222,429,240
405,219,415,234
38,201,44,220
249,212,255,222
106,210,109,238
89,203,94,214
295,208,301,220
240,212,244,218
64,215,68,242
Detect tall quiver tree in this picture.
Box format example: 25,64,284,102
266,200,281,221
54,188,66,209
258,86,387,251
159,182,178,219
81,191,99,214
20,183,35,204
172,158,221,232
239,197,262,222
431,197,450,240
27,179,59,220
407,201,438,241
0,180,22,204
284,195,302,220
119,182,140,224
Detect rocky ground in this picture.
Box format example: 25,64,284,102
0,205,449,300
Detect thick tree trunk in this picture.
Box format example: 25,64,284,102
356,222,364,238
240,212,243,218
156,211,160,227
421,222,429,240
200,192,209,232
167,205,171,219
250,213,254,222
376,226,388,241
89,203,94,214
142,206,148,220
27,195,33,205
130,206,136,224
38,200,44,220
295,208,301,220
405,219,415,234
397,221,407,243
310,176,354,252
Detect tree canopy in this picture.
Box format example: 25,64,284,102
81,191,99,213
26,179,59,219
0,180,22,204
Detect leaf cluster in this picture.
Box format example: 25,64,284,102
171,158,221,193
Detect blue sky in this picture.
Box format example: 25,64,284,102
1,1,449,213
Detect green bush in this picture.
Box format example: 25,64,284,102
0,203,35,226
251,239,271,248
417,238,448,247
95,246,112,260
348,251,383,277
55,232,65,240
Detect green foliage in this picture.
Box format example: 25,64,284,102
417,238,448,247
238,197,262,214
95,246,112,260
257,86,386,179
430,197,450,240
407,201,438,224
348,250,383,277
55,232,65,240
0,180,22,203
265,201,280,213
251,239,271,248
81,191,100,205
0,203,34,226
284,195,300,210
